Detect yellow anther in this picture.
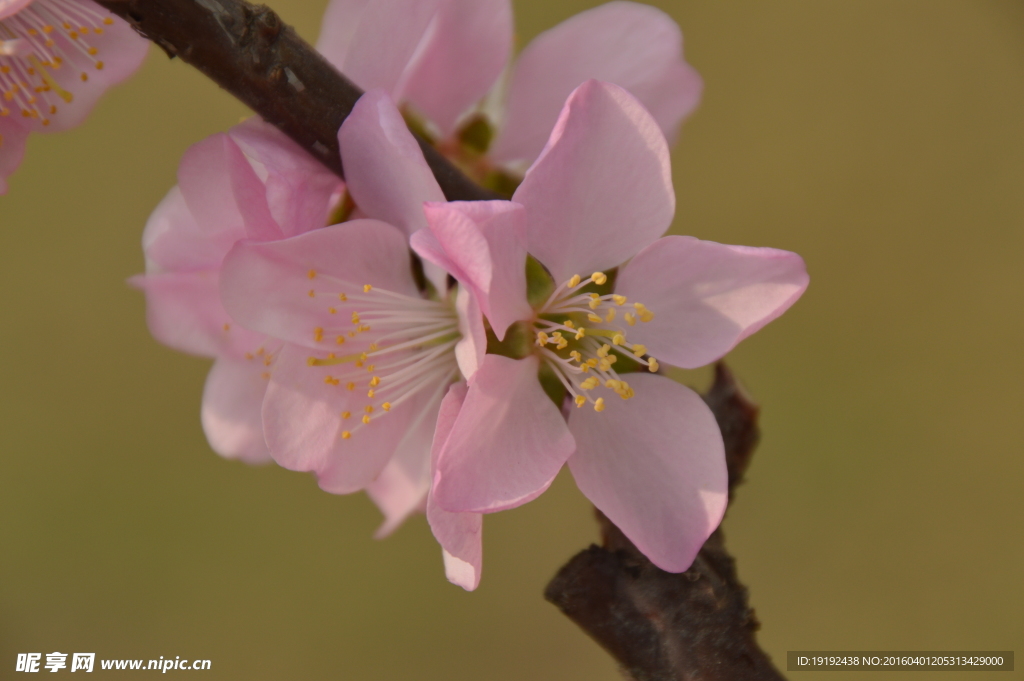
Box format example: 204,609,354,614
264,355,273,367
348,331,357,338
586,358,598,368
307,289,315,298
612,295,627,306
223,323,230,331
648,358,660,372
589,297,601,310
341,431,351,440
351,312,360,324
598,359,612,372
564,320,575,329
323,376,339,386
568,274,581,288
639,309,655,323
307,269,316,280
313,327,324,342
555,337,568,350
366,365,376,372
632,344,647,357
575,328,586,340
591,272,607,285
244,352,254,360
369,343,379,351
596,344,611,358
594,397,606,412
382,402,392,411
354,360,364,368
327,353,336,359
580,364,590,373
634,302,647,310
575,395,586,408
536,331,549,346
358,324,371,332
346,382,355,391
551,331,563,341
605,309,616,322
328,307,337,314
307,357,316,366
569,350,582,362
367,390,375,398
341,411,351,419
363,284,372,292
362,415,372,425
580,377,600,390
339,293,347,301
587,313,602,323
624,312,637,326
365,405,374,413
336,335,346,345
369,376,381,387
612,333,626,346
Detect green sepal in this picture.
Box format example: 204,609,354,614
525,254,555,309
485,320,533,359
457,114,495,155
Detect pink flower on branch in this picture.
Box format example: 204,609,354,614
316,0,701,180
0,0,147,192
417,80,809,576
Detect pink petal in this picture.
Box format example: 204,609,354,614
178,133,282,243
316,0,442,99
0,116,28,195
365,378,446,537
130,271,264,359
201,357,274,464
492,1,701,165
262,344,443,495
0,0,34,21
140,187,233,273
418,201,531,340
337,90,445,238
23,0,147,132
433,355,574,513
219,220,419,351
616,236,809,369
512,80,674,283
426,381,483,590
400,0,512,135
453,285,485,381
229,118,342,238
567,373,727,572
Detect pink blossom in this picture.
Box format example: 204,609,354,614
132,119,343,463
316,0,701,174
0,0,147,193
416,81,809,577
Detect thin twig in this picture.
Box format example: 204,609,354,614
94,0,498,202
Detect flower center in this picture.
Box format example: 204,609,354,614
0,0,114,124
302,280,461,441
533,272,657,412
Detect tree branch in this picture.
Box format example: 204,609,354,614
94,0,498,201
545,363,786,681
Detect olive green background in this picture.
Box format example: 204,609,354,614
2,1,1021,679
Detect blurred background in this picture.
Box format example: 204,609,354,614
2,0,1022,678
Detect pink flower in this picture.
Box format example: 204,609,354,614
415,80,809,579
316,0,701,175
0,0,147,193
133,119,343,463
218,91,488,546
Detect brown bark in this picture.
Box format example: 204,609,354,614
545,364,786,681
93,0,498,201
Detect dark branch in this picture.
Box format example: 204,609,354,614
545,364,786,681
94,0,498,202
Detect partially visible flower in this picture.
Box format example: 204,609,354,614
132,119,343,462
316,0,701,187
415,80,809,577
0,0,147,192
